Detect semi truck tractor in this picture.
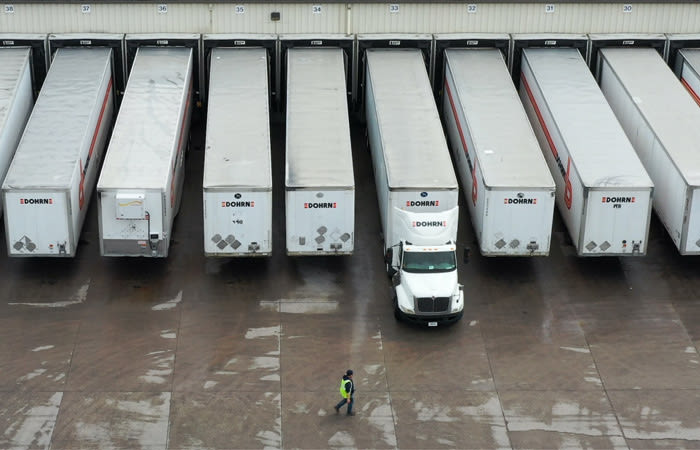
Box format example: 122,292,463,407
365,48,464,326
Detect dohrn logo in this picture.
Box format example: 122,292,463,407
602,197,635,203
406,200,439,207
20,198,53,205
221,201,255,207
412,221,447,227
304,202,337,208
504,198,537,205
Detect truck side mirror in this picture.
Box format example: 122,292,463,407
463,247,471,263
385,248,393,265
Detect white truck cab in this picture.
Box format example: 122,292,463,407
365,48,466,327
386,242,464,326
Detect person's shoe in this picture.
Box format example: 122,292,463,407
334,406,340,415
347,411,355,416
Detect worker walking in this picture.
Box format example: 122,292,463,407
334,369,355,416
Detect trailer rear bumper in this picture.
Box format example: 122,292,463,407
101,238,168,257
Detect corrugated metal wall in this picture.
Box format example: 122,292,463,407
2,2,700,34
211,3,346,34
1,3,209,33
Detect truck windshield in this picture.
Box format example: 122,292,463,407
402,250,456,273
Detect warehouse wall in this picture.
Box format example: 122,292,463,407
2,2,700,35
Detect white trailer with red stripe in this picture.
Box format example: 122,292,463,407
676,49,700,106
203,47,272,256
365,48,463,326
2,47,113,257
0,47,34,217
97,47,193,257
599,48,700,255
285,48,354,255
442,48,555,256
519,48,653,256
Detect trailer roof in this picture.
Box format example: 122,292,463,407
285,48,354,189
0,47,31,139
3,47,112,189
98,47,193,190
600,47,700,186
522,48,652,189
365,49,457,190
445,49,554,189
203,48,271,190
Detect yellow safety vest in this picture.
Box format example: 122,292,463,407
339,378,352,398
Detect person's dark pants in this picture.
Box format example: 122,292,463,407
335,397,353,414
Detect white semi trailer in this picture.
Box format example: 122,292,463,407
203,47,272,256
285,48,354,255
675,48,700,106
0,47,34,217
3,47,113,257
365,48,464,326
519,48,654,256
598,48,700,255
97,47,193,257
443,48,555,256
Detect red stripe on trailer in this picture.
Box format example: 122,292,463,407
681,77,700,107
445,75,478,206
520,73,560,160
79,77,113,210
521,72,573,209
564,157,572,209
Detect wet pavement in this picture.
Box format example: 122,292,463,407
1,110,700,449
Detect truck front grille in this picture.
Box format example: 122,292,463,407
416,297,450,313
